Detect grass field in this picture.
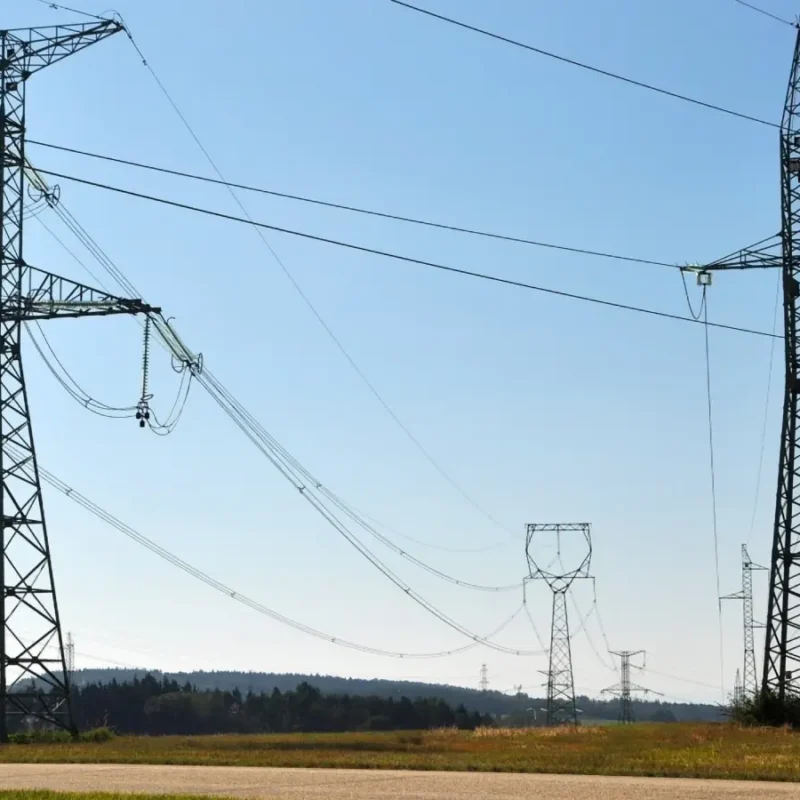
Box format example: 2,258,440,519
3,724,800,781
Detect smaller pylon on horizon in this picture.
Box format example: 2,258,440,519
722,544,767,698
479,664,488,693
601,651,661,723
65,633,75,684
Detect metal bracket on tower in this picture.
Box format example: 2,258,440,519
682,263,713,286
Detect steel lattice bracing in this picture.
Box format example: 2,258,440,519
601,650,657,724
546,589,576,725
526,523,592,726
763,26,800,705
723,545,766,697
0,20,157,741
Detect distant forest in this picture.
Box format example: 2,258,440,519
71,669,723,726
64,675,492,735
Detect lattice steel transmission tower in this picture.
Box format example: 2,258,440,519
601,650,659,724
674,28,800,712
65,633,74,685
721,545,766,698
0,21,158,740
760,26,800,705
526,523,592,726
479,664,488,693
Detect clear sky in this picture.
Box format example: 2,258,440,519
3,0,793,704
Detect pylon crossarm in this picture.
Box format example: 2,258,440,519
1,21,123,77
629,683,661,696
3,265,159,322
694,234,784,272
721,591,746,601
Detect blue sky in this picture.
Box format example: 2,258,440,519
4,0,793,703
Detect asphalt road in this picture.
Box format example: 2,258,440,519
2,764,800,799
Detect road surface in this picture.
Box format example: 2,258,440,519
2,764,800,798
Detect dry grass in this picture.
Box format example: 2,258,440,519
0,794,216,800
3,724,800,781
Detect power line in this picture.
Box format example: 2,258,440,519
567,589,616,673
39,203,510,557
702,291,726,703
590,581,616,665
389,1,779,130
733,0,796,28
337,504,515,554
747,272,781,545
635,664,722,691
28,0,107,22
320,491,522,592
27,316,192,435
114,29,519,544
191,364,540,655
37,169,781,340
26,323,135,418
32,197,516,587
32,212,531,653
29,0,523,553
28,187,540,655
26,139,682,272
18,446,532,660
34,215,111,292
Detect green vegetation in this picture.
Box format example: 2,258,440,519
9,729,114,745
72,668,720,721
730,690,800,728
3,723,800,781
39,676,491,737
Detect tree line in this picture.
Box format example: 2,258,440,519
73,668,721,721
67,674,494,734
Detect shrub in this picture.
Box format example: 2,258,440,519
729,690,800,727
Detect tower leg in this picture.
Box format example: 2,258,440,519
546,589,577,726
619,653,632,723
1,44,74,741
1,324,74,739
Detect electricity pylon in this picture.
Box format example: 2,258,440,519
479,664,488,692
676,28,800,709
761,27,800,706
526,523,592,726
601,650,659,724
0,21,158,740
65,633,75,685
721,544,766,698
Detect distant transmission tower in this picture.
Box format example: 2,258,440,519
0,21,159,740
479,664,488,692
722,545,767,698
526,523,593,726
65,633,75,684
601,650,659,723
